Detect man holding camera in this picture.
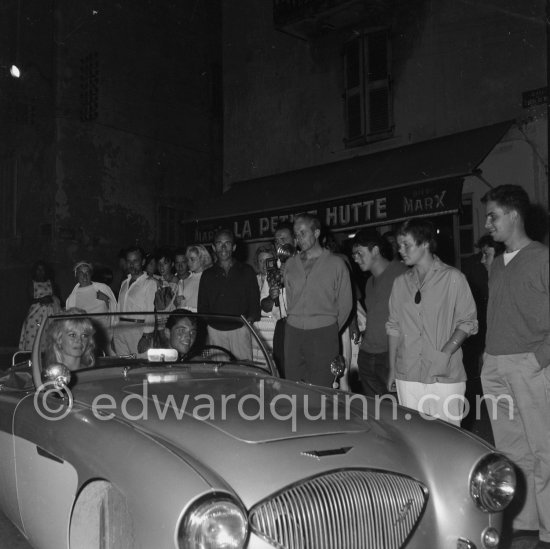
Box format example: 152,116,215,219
282,214,353,387
260,224,297,376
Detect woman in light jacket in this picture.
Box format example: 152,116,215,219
386,219,477,425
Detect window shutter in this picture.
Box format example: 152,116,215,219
366,30,391,135
368,87,390,133
367,31,388,81
344,29,392,144
344,38,364,140
347,94,363,139
344,39,360,89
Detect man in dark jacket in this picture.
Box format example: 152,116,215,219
197,228,260,360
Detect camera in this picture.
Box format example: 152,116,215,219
265,257,283,292
265,256,277,273
265,244,295,309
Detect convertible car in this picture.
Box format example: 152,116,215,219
0,310,515,549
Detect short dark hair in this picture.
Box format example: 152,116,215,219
125,246,145,261
396,219,437,253
155,248,173,263
214,228,235,242
165,310,198,331
293,213,321,232
476,234,496,249
352,230,393,260
274,221,294,236
144,252,156,267
476,234,505,255
481,184,530,222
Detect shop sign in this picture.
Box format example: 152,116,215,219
185,178,462,243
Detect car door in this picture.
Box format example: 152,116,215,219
0,389,25,531
13,393,78,549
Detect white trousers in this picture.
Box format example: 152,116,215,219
396,380,466,426
207,325,253,361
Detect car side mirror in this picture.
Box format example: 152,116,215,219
330,355,346,389
43,363,72,389
36,363,74,417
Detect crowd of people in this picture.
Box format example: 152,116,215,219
18,246,210,354
16,184,550,547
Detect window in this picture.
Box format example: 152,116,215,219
343,29,392,146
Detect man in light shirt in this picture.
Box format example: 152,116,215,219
115,247,157,355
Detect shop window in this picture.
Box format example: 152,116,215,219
343,29,393,146
459,195,474,258
80,52,99,122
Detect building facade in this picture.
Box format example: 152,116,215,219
0,0,222,345
186,0,547,264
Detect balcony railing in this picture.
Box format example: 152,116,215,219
274,0,390,39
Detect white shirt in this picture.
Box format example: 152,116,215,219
118,273,157,324
181,271,202,312
66,282,118,315
257,273,287,319
503,249,520,265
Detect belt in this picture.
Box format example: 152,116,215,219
120,317,145,323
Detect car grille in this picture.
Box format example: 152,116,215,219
249,469,427,549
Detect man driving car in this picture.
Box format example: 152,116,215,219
164,312,198,359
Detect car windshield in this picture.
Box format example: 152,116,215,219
36,311,275,376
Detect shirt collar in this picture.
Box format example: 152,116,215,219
126,272,147,283
405,255,443,283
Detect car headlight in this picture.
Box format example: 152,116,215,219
178,495,248,549
470,453,516,512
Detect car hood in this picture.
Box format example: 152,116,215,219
72,369,491,507
77,371,371,443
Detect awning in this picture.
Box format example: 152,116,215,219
184,121,512,242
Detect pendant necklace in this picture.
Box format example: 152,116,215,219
414,269,430,304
